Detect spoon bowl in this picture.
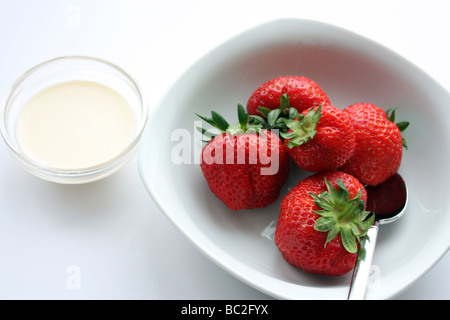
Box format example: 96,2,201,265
348,173,408,300
367,173,408,224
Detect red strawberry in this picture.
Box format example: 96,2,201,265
281,105,356,172
274,171,373,276
197,105,291,211
340,103,409,186
246,76,330,117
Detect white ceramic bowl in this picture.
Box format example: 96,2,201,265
1,56,148,184
138,19,450,299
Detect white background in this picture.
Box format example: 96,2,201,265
0,0,449,299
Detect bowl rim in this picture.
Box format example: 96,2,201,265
1,55,148,182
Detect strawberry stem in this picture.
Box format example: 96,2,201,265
196,103,264,141
310,178,373,254
249,94,300,134
280,105,322,148
386,108,410,149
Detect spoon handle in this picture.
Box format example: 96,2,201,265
347,221,380,300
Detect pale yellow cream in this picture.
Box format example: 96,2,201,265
17,81,135,169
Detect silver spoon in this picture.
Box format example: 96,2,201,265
347,173,408,300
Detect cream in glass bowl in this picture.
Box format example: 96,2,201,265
1,56,148,184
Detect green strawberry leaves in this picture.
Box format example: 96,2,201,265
249,94,300,132
197,95,298,143
249,93,323,148
386,108,410,149
280,105,322,148
196,111,229,132
196,104,263,142
237,103,249,131
311,178,374,254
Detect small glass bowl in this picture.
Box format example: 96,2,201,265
0,56,148,184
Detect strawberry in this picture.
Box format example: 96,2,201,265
274,171,373,276
280,105,356,172
197,104,291,211
246,76,330,118
340,103,409,186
